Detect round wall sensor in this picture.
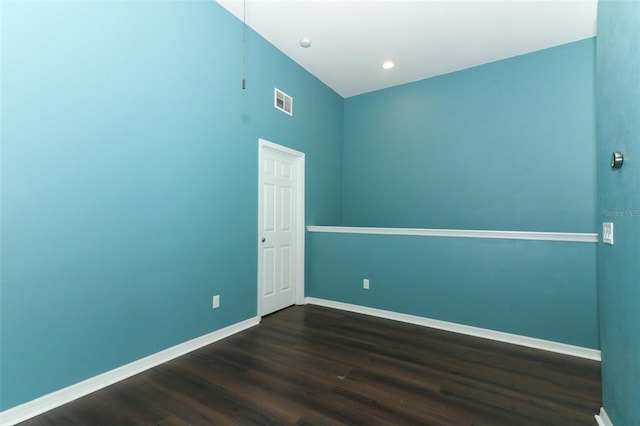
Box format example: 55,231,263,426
299,38,312,48
611,151,624,169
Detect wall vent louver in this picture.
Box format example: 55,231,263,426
274,88,293,116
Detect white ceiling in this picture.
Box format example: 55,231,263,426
216,1,598,98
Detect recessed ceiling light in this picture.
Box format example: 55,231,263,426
382,60,395,70
300,38,312,48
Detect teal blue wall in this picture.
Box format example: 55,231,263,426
307,39,599,350
343,39,596,232
596,1,640,424
307,232,598,349
0,1,342,410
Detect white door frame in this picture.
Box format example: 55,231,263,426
257,138,305,317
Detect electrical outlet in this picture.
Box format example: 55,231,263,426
213,295,220,308
363,279,370,289
603,222,614,245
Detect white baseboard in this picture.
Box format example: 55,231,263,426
595,407,613,426
0,316,260,426
305,298,601,361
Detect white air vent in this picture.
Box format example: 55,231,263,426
274,88,293,116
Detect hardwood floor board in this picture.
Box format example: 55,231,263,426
317,312,459,348
240,325,308,348
301,330,405,369
314,321,476,362
24,395,135,426
305,329,381,355
364,339,591,410
207,343,349,396
453,344,601,386
259,331,377,376
242,368,395,426
242,368,354,422
333,369,495,426
347,352,446,395
294,410,352,426
21,410,75,426
326,386,431,426
18,305,601,425
364,350,591,425
212,335,437,424
440,378,594,426
225,329,360,381
156,415,192,426
353,361,540,426
174,353,311,423
88,381,170,424
265,305,344,328
315,311,587,382
136,374,232,425
145,365,264,424
185,342,370,424
167,362,297,425
446,342,602,411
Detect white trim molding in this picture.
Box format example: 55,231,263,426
307,226,598,243
305,298,601,361
595,407,614,426
0,317,260,426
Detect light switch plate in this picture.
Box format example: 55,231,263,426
603,222,614,245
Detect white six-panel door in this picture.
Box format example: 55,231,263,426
258,140,304,316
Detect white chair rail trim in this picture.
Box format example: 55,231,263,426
307,226,598,243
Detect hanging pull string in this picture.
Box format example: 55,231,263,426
242,0,246,90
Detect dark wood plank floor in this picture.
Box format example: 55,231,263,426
20,305,601,425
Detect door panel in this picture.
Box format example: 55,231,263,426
280,245,292,292
263,184,276,232
263,247,276,296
